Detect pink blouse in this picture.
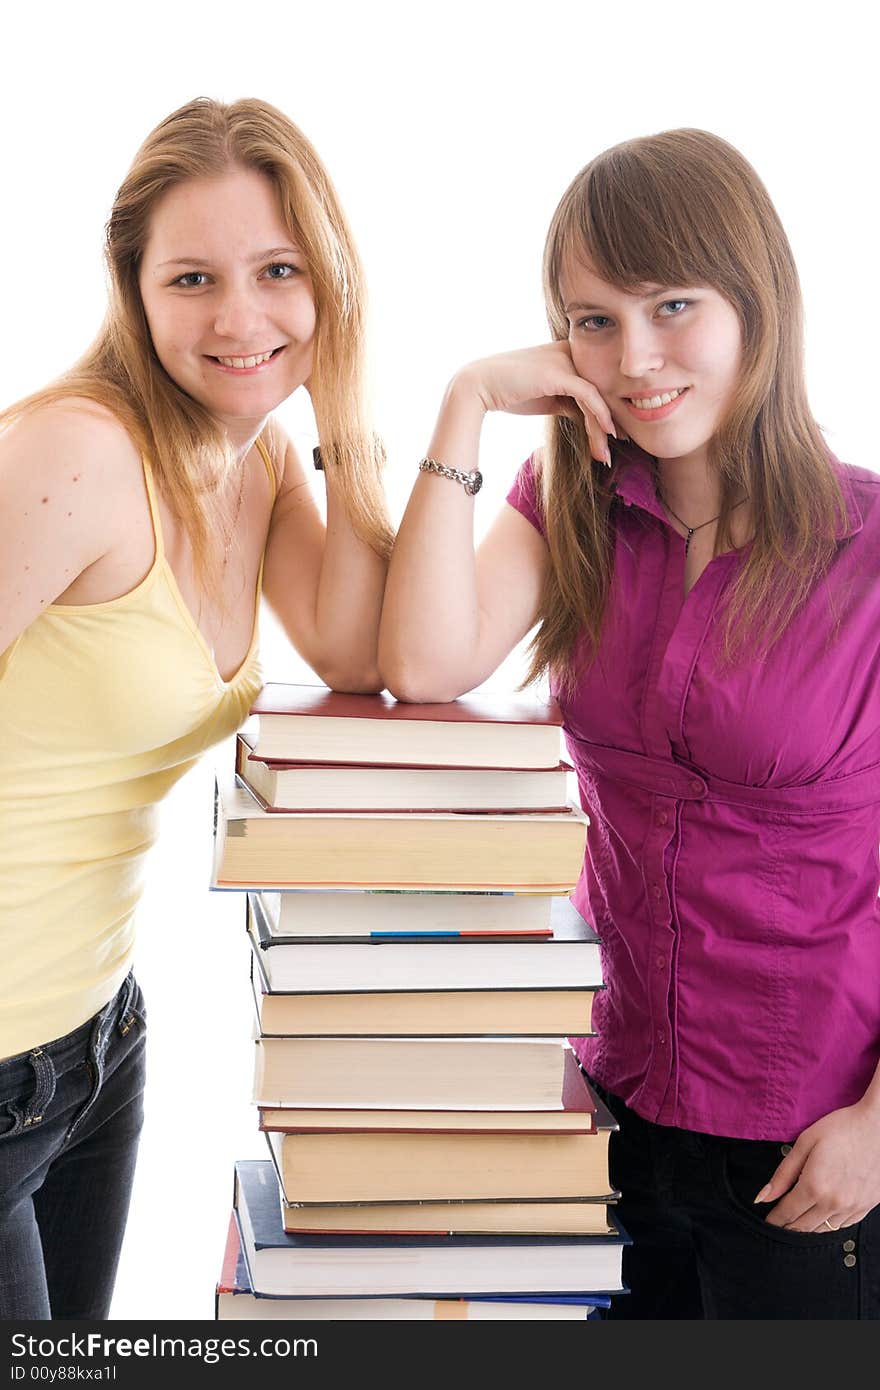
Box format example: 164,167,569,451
507,443,880,1140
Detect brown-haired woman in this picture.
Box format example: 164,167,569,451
0,97,392,1319
380,128,880,1319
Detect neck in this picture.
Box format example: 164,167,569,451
654,453,721,523
218,415,268,465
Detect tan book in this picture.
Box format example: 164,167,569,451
252,1036,576,1110
279,1198,617,1237
252,975,596,1038
212,775,588,891
264,1121,616,1204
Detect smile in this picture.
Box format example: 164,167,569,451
624,386,689,421
208,346,286,373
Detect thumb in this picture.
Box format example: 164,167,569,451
753,1143,806,1204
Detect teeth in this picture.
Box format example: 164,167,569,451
630,388,684,411
216,350,275,368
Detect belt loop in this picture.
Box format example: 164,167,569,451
21,1047,57,1128
117,971,138,1036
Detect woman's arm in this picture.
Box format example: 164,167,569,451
0,402,126,657
261,422,388,693
378,345,615,703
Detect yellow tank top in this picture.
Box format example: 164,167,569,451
0,440,274,1058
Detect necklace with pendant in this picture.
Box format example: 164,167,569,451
656,487,749,556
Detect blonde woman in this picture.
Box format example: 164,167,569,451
380,129,880,1319
0,97,392,1319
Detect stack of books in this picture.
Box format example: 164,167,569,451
210,683,629,1320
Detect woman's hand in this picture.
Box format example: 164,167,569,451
455,342,617,465
755,1097,880,1232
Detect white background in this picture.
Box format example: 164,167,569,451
1,0,876,1320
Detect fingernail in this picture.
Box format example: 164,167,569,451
753,1185,770,1204
608,425,618,439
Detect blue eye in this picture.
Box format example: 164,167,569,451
172,271,209,288
262,263,299,280
576,315,613,332
659,299,689,316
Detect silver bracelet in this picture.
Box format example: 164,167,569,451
418,456,483,496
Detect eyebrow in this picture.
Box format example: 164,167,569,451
154,246,302,269
563,286,687,314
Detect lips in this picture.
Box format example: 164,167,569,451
623,386,689,422
208,346,286,372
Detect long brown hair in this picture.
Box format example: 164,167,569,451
1,97,393,586
527,128,847,691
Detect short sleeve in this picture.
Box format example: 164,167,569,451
505,454,546,539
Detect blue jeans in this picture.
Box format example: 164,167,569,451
0,973,146,1320
591,1077,880,1319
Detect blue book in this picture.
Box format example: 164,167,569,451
216,1212,613,1319
233,1159,629,1299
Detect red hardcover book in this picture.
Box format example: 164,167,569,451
262,1089,618,1205
246,683,564,769
257,1048,599,1134
235,732,573,814
217,1211,240,1295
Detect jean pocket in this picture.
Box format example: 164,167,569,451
712,1141,858,1247
0,1101,26,1142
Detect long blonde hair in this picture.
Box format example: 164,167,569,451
527,128,847,691
1,97,393,585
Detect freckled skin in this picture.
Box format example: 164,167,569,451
41,497,49,504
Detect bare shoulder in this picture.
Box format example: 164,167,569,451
0,397,146,578
0,398,149,651
2,393,140,465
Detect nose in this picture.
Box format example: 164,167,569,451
212,284,265,343
618,324,664,380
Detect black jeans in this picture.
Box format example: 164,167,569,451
591,1077,880,1319
0,973,146,1320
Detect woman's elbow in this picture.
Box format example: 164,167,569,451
378,660,466,705
313,660,385,695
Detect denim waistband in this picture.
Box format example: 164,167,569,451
0,973,138,1087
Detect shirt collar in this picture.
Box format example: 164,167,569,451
610,442,667,526
610,442,863,543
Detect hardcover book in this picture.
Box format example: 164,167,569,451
250,960,597,1037
253,887,563,941
263,1095,618,1204
256,1048,600,1135
246,683,565,769
216,1214,610,1318
252,1036,580,1111
278,1196,617,1237
211,775,588,891
233,1159,629,1297
237,732,573,813
246,891,602,992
